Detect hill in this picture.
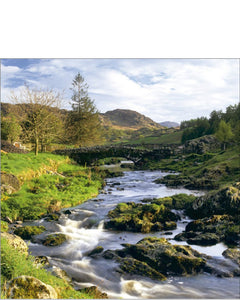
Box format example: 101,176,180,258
100,109,163,130
159,121,179,128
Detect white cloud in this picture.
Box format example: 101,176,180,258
1,59,239,123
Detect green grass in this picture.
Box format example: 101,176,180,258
145,145,240,188
1,237,93,299
120,130,182,145
1,153,104,221
1,152,69,176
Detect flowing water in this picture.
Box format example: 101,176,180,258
29,170,240,299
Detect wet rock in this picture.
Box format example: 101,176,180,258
205,257,240,278
14,225,46,240
164,231,173,235
42,233,67,247
5,276,58,299
1,232,28,255
48,266,72,283
87,246,104,256
34,256,49,266
43,213,60,222
119,257,166,281
63,209,72,215
222,248,240,266
188,233,220,246
188,184,240,218
175,215,239,246
79,286,108,299
102,237,207,280
105,202,178,233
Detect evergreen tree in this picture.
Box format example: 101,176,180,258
66,73,103,146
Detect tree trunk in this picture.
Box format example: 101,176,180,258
35,137,39,155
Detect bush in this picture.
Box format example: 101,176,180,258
1,221,9,232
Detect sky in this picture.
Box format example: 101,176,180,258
1,58,239,123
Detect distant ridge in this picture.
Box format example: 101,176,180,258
100,109,163,130
159,121,179,128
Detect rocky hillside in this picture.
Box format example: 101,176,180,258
100,109,163,130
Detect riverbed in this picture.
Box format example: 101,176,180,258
29,170,240,299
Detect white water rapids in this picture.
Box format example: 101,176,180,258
28,170,240,298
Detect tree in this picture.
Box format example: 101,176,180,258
66,73,103,146
1,114,22,143
9,86,63,155
215,120,234,150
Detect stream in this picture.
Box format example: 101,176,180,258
28,169,240,299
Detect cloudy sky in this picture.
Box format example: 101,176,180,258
1,58,239,123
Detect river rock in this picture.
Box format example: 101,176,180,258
188,184,240,218
14,225,46,240
42,233,67,246
87,246,104,256
105,202,178,233
34,256,50,266
48,266,72,283
222,248,240,266
174,214,240,246
79,286,108,299
1,232,28,255
102,237,207,280
5,276,58,299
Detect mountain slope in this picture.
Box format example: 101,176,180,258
100,109,163,130
159,121,179,128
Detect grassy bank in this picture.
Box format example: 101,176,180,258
140,145,240,189
1,152,107,299
1,152,105,221
0,237,97,299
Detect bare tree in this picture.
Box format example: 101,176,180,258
9,86,63,155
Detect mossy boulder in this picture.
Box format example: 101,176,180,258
174,215,239,246
105,202,178,233
79,286,108,299
42,233,67,247
188,184,240,218
222,248,240,266
44,213,60,222
119,257,166,281
152,193,196,211
87,246,104,256
14,225,46,240
1,232,28,255
102,237,207,280
6,275,58,299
